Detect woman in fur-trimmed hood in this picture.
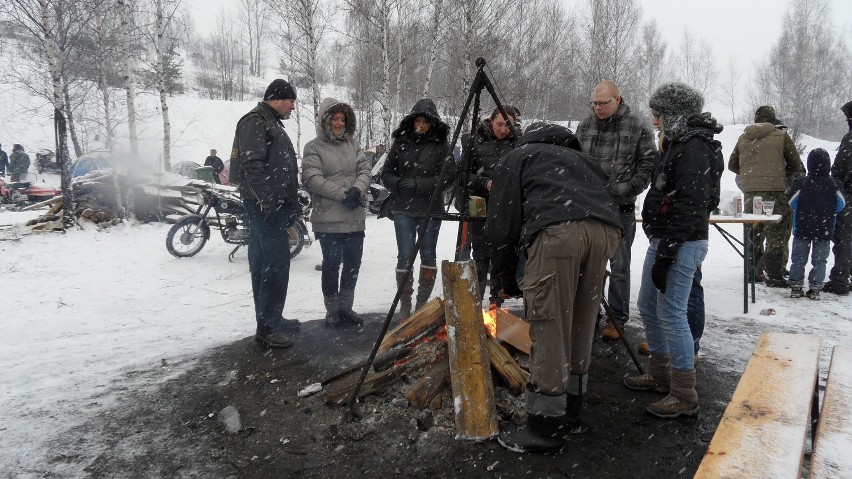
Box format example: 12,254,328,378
302,97,372,329
381,98,453,320
624,82,724,421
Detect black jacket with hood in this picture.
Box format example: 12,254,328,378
642,113,725,250
788,149,846,241
486,124,623,290
381,99,453,217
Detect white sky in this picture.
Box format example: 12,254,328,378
187,0,852,72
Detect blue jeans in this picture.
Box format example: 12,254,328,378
393,213,442,269
244,197,292,335
638,239,708,372
687,267,704,355
317,232,365,296
789,237,831,290
608,208,636,324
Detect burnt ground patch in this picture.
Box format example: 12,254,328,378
49,313,739,479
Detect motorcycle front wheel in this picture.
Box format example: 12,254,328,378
166,215,211,257
287,220,309,259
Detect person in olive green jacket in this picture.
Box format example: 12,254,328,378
729,105,804,287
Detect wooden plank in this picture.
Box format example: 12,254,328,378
441,260,498,440
377,297,444,356
494,309,531,355
810,346,852,479
694,331,822,479
486,334,529,393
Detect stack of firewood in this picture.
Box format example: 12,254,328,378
323,261,532,440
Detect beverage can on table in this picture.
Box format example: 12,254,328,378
753,196,763,215
734,197,743,217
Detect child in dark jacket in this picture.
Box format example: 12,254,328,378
787,148,846,299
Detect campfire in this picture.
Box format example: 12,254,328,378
322,261,531,439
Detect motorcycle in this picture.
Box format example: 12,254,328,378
367,152,390,215
367,180,389,215
36,149,60,174
166,188,312,262
0,173,61,210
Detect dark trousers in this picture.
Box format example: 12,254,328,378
317,232,365,295
687,267,704,354
828,206,852,287
244,197,292,335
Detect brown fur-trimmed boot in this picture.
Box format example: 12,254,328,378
415,265,438,310
395,269,414,320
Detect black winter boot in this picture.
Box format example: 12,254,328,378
823,280,850,296
565,374,589,434
763,253,789,288
497,414,565,454
322,294,341,328
338,288,364,327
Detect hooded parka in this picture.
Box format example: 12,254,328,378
302,98,371,233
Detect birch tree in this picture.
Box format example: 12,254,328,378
238,0,266,77
2,0,103,226
421,0,444,97
720,57,741,123
268,0,326,125
674,30,717,97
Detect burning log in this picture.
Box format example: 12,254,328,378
324,341,446,406
405,348,450,408
377,298,444,357
483,308,531,355
486,335,529,393
441,260,498,440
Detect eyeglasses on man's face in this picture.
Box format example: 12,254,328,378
590,98,615,108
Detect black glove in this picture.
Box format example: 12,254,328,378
651,240,681,294
397,178,416,195
342,187,361,210
263,199,297,226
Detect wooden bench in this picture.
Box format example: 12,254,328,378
694,331,822,479
810,346,852,478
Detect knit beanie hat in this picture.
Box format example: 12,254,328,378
841,101,852,121
649,82,703,138
754,105,777,124
264,79,297,101
807,148,831,176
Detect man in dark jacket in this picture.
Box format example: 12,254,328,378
0,144,8,177
204,149,224,183
729,105,804,287
624,83,724,419
9,144,30,182
457,106,520,302
488,123,622,454
230,79,301,348
823,101,852,295
575,80,658,340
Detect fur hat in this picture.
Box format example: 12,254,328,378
841,101,852,121
649,82,703,119
263,79,297,101
754,105,777,124
649,83,703,139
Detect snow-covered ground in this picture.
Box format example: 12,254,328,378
1,87,850,476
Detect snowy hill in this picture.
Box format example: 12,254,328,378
1,84,850,477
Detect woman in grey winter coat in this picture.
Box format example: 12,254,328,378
302,98,372,328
